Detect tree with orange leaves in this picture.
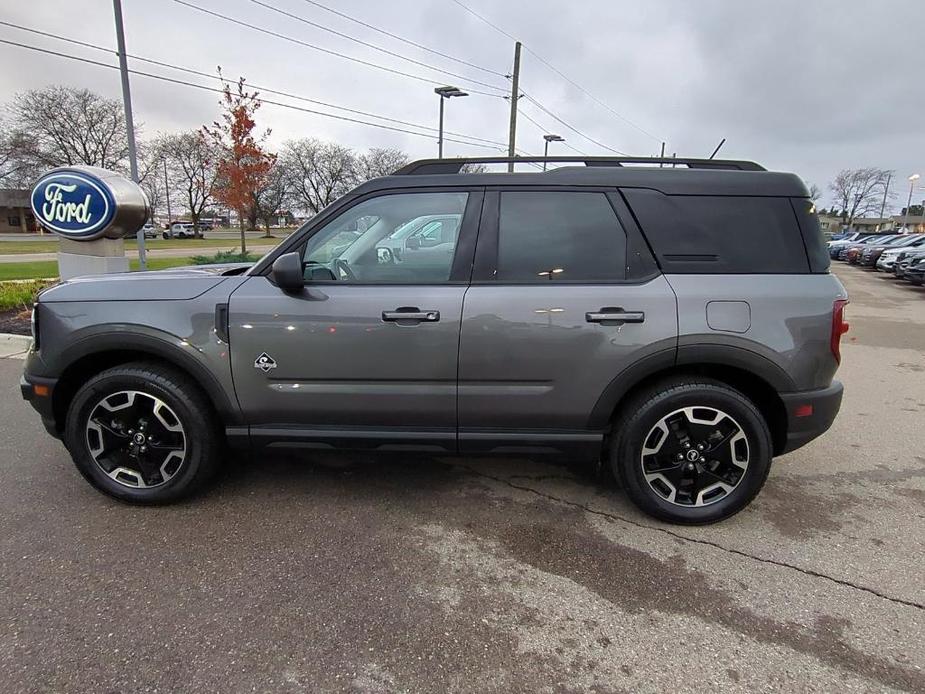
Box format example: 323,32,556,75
204,69,274,255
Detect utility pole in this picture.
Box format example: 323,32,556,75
163,158,172,225
112,0,146,269
878,172,892,222
659,141,665,167
506,41,522,172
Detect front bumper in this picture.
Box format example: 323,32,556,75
21,372,60,439
779,381,843,455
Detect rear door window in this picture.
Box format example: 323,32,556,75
621,189,811,274
495,191,627,282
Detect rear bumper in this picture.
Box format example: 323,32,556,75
779,381,843,454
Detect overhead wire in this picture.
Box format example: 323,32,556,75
449,0,665,145
295,0,504,77
0,37,503,151
520,92,628,155
0,21,509,149
171,0,506,97
247,0,506,92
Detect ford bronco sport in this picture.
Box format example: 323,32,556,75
21,156,847,524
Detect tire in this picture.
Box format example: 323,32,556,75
63,361,222,504
162,232,169,240
610,377,772,524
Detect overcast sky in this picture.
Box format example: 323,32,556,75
2,0,924,210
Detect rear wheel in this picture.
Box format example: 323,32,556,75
64,362,222,503
610,378,772,524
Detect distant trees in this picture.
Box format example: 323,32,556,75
157,131,220,234
8,86,131,174
0,83,409,232
355,147,408,180
829,168,893,227
281,138,355,216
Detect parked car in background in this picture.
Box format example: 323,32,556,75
859,235,924,266
904,256,925,285
876,237,925,271
837,234,893,261
163,222,201,239
828,232,890,259
142,223,158,239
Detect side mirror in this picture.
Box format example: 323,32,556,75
406,236,421,250
271,252,304,292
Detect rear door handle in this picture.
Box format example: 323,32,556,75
382,307,440,322
586,308,645,324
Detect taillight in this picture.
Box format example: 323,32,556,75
831,299,849,363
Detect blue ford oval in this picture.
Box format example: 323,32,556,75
31,170,117,240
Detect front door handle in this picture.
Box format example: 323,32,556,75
586,308,645,324
382,307,440,323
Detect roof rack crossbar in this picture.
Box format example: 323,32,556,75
392,156,766,176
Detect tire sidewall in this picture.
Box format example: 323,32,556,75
64,370,211,503
614,384,772,524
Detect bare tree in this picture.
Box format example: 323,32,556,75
8,86,131,172
158,131,219,234
806,183,822,204
136,140,166,222
354,147,408,182
0,121,41,187
282,138,355,215
252,159,292,237
829,168,893,227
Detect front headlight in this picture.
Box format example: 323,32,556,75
30,304,39,350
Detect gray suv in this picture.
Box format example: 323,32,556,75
21,157,847,524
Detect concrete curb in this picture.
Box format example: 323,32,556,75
0,333,31,360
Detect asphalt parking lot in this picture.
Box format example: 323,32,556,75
1,266,923,693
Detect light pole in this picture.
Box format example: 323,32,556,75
542,134,564,171
434,86,468,159
903,174,920,232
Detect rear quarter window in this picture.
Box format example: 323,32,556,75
791,198,831,273
621,189,811,274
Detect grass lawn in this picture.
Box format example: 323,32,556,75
0,236,285,255
0,256,200,281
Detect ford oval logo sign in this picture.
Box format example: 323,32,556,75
30,166,149,241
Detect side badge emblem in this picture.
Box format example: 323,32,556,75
254,352,277,372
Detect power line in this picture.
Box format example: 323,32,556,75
516,107,589,157
296,0,504,77
0,37,502,151
247,0,506,91
521,92,628,155
172,0,506,97
450,0,518,42
0,20,510,149
449,0,664,144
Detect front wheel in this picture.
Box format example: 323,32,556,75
610,378,772,524
64,362,222,503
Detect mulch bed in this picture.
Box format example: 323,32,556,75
0,308,31,336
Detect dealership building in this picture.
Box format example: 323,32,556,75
0,188,38,233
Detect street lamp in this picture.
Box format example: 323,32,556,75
903,174,920,232
434,86,468,159
542,134,564,171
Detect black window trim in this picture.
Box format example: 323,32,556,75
253,186,485,286
471,185,659,286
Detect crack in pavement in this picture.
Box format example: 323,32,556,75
458,465,925,613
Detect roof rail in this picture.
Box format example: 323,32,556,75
392,156,766,176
